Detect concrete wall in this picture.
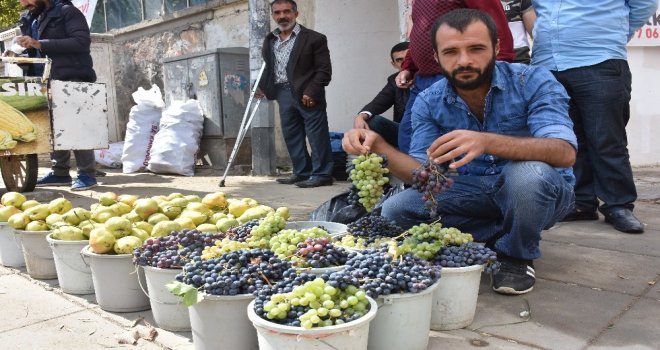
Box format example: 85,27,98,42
628,46,660,166
313,0,402,133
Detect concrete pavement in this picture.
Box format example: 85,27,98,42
0,166,658,349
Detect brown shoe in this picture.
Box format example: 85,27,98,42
276,175,309,184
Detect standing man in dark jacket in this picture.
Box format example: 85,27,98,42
16,0,98,191
257,0,334,188
352,42,410,148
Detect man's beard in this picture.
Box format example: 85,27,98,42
441,53,496,91
28,0,47,16
277,19,295,32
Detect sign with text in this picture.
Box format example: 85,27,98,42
0,77,53,156
628,10,660,46
71,0,99,28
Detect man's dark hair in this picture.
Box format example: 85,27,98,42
270,0,298,12
430,9,498,52
390,42,410,61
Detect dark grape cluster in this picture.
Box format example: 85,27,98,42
346,185,362,207
133,229,223,268
293,237,349,268
176,248,291,295
225,220,260,242
432,242,500,273
330,246,441,298
411,161,454,217
347,215,403,244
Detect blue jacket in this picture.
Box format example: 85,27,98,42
19,0,96,82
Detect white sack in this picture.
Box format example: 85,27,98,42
95,142,124,168
147,99,204,176
121,85,165,173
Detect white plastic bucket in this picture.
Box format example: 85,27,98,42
189,293,257,350
247,297,378,350
368,281,439,350
81,245,150,312
431,264,484,330
296,265,345,277
0,223,25,267
285,221,348,236
140,266,190,332
46,233,93,294
18,230,57,279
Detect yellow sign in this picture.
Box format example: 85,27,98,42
0,77,53,156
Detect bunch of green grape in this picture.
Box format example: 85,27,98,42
334,234,398,252
201,238,249,260
258,278,371,329
349,153,390,212
247,212,288,248
438,227,473,246
269,227,330,259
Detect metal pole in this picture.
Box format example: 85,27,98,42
218,62,265,187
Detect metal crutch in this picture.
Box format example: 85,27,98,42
219,62,266,187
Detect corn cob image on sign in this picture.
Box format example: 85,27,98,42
0,77,53,156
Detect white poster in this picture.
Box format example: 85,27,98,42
71,0,99,28
628,10,660,46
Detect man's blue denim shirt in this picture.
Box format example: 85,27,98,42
408,61,577,186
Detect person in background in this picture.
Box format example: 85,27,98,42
343,9,576,295
256,0,334,188
395,0,514,154
16,0,98,191
532,0,658,233
501,0,536,63
352,42,410,148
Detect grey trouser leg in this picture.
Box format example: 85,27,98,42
51,150,96,177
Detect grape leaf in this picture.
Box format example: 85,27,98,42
166,281,200,306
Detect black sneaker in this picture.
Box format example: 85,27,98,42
492,256,535,295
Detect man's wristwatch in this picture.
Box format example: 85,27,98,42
359,112,373,121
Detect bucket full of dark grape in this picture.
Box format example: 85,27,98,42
430,241,499,330
327,247,441,350
169,248,293,350
248,276,378,350
133,230,224,332
81,245,150,312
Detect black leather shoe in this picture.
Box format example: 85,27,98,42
560,209,599,222
602,208,644,234
295,177,333,188
276,175,309,184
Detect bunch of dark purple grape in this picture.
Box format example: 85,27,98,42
176,248,292,295
293,237,349,268
329,245,441,298
432,242,500,273
224,219,260,242
411,161,454,217
133,229,222,268
347,215,403,244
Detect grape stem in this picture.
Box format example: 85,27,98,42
258,271,274,287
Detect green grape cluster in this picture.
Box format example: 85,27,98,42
247,213,287,248
439,227,473,246
201,238,249,260
262,278,370,329
334,234,399,252
397,223,446,260
349,153,390,212
269,227,330,259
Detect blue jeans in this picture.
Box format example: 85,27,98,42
381,161,575,260
552,59,636,213
276,86,333,179
398,74,445,153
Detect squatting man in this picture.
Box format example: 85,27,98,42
342,9,577,295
